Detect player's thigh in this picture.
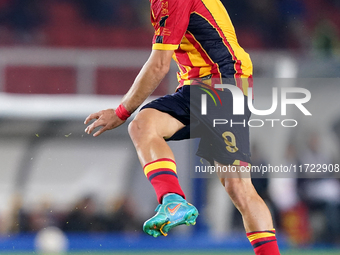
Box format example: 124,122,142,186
130,108,185,140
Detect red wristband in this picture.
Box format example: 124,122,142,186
115,104,131,121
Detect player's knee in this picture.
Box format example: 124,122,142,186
128,117,155,144
128,119,142,141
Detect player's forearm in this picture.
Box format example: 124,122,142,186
121,58,170,113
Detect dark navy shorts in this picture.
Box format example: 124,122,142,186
140,85,251,166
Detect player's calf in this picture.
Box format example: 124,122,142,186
217,163,281,255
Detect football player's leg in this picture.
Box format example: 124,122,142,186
217,163,280,255
128,108,183,166
128,108,198,237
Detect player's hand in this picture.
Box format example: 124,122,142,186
84,109,125,137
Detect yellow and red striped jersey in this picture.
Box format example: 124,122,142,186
150,0,253,96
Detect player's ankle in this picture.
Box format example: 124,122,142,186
162,193,176,200
162,193,185,203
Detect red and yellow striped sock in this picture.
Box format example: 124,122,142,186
143,158,185,203
247,229,280,255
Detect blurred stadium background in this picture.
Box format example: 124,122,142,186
0,0,340,254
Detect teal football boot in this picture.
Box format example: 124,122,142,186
143,194,199,237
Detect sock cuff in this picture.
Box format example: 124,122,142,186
143,158,177,180
247,229,280,254
247,229,275,242
247,229,276,236
143,158,176,169
247,229,276,242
